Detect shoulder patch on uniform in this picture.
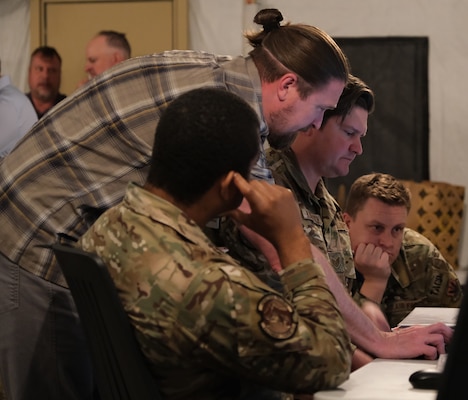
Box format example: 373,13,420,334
257,294,297,340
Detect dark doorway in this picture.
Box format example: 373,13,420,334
326,37,429,205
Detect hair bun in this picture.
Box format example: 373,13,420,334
254,8,284,33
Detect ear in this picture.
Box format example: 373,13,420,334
219,171,238,202
113,51,123,63
277,73,298,101
342,212,352,228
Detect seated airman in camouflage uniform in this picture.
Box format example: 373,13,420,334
221,75,375,369
266,152,355,292
344,173,463,329
78,88,352,399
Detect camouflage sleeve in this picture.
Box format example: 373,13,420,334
424,241,464,307
177,258,352,394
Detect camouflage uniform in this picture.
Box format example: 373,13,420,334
78,183,352,399
268,148,355,292
353,228,463,328
220,147,355,293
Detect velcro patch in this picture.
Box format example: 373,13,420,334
257,294,297,340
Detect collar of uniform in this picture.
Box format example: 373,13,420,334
271,147,316,200
390,229,412,288
270,148,341,218
316,179,339,210
123,182,206,247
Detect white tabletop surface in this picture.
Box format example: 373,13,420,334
397,307,459,327
314,358,438,400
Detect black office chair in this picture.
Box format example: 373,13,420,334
52,243,162,400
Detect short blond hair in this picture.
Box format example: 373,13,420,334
345,173,411,217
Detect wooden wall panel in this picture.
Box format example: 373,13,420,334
30,0,188,95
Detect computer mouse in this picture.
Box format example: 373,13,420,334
409,369,442,390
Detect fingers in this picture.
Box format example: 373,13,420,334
419,330,446,359
354,243,391,281
232,173,295,209
393,323,451,360
405,322,454,343
418,322,453,359
230,173,269,217
422,343,439,360
226,175,254,225
231,173,297,220
356,243,387,262
425,322,454,344
229,174,305,252
231,173,251,196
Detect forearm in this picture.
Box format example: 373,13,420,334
318,252,384,355
307,245,453,360
359,278,388,304
351,348,374,370
276,233,313,267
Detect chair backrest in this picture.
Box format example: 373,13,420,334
52,243,162,400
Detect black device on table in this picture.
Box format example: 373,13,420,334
408,274,468,398
409,367,443,390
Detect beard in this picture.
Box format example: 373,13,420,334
267,130,298,150
266,106,300,150
34,85,56,102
